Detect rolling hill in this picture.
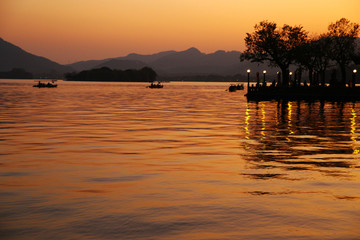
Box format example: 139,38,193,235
0,38,275,80
67,47,268,77
0,38,72,78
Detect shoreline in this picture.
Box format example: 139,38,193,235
245,86,360,101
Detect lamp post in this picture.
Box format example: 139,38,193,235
289,72,293,85
263,70,267,86
353,69,357,87
247,69,251,91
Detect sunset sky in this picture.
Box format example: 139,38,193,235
1,0,360,64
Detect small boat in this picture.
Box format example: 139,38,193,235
236,84,244,90
147,81,163,88
228,83,244,92
33,80,57,88
228,84,237,92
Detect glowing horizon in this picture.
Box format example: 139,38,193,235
2,0,360,64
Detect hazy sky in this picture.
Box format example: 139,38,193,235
1,0,360,64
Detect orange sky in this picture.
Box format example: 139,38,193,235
1,0,360,64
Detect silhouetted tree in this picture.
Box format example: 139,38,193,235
313,36,333,86
296,35,333,86
352,54,360,65
241,21,308,86
352,38,360,65
294,38,316,86
327,18,360,85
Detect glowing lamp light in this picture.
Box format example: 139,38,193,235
289,72,293,75
354,69,357,73
246,69,251,90
263,70,267,74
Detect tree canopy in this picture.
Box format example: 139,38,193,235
241,21,308,86
294,35,332,86
327,18,360,85
241,18,360,87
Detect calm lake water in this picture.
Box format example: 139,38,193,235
1,79,360,240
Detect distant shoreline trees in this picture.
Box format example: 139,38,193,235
65,66,157,82
0,68,33,79
241,18,360,87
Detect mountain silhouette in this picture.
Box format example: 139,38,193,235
150,47,204,74
67,47,266,76
68,50,177,72
0,38,275,79
119,50,176,63
67,59,109,72
0,38,72,78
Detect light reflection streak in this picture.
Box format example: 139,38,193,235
261,102,266,140
285,101,293,142
244,102,250,140
350,107,359,155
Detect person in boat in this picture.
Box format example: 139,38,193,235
37,81,45,87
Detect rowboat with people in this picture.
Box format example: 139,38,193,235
33,80,58,88
147,81,163,88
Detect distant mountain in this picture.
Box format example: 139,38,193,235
67,59,109,73
67,47,270,77
150,47,204,74
67,50,177,72
0,38,288,80
150,48,246,75
118,50,176,63
0,38,72,78
148,47,275,76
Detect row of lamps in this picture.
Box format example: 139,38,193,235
246,69,358,88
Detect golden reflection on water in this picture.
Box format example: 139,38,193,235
287,101,294,136
350,106,359,155
1,80,360,240
261,102,266,140
244,102,250,140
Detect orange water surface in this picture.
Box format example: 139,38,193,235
1,80,360,239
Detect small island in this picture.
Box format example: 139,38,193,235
65,66,157,82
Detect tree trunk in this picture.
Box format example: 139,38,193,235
281,67,289,87
340,64,347,86
297,68,302,87
320,70,326,86
308,68,313,87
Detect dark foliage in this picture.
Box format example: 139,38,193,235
0,68,33,79
241,18,360,87
327,18,360,85
240,21,308,86
294,35,332,86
